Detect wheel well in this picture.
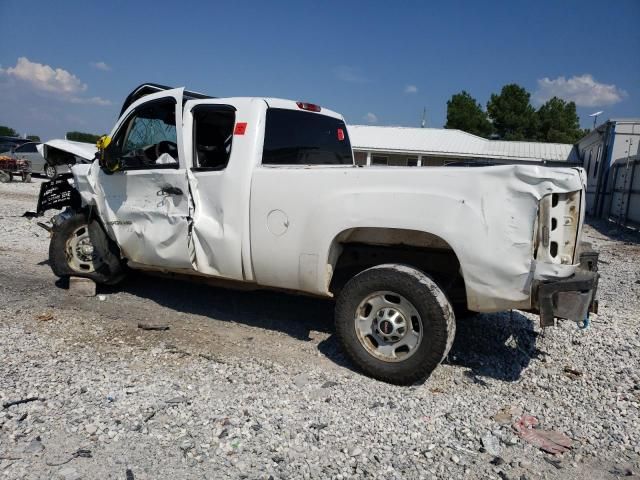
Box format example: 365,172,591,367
328,228,467,306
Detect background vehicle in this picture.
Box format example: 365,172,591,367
10,142,72,178
0,136,30,155
38,84,599,384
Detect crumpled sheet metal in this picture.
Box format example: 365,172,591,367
43,139,97,162
73,156,586,313
77,163,193,270
249,164,586,310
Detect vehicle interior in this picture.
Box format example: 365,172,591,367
110,99,179,169
192,105,235,170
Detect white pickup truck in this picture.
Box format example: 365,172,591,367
38,83,598,384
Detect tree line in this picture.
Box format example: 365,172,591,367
445,84,589,143
0,126,101,144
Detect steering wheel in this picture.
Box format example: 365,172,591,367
155,140,178,160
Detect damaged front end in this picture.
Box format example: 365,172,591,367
532,187,599,327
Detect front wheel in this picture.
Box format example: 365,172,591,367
44,164,57,179
335,264,456,385
49,212,125,284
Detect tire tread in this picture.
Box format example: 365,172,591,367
335,264,456,385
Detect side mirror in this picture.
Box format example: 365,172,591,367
97,136,121,173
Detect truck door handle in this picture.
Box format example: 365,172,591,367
158,185,183,196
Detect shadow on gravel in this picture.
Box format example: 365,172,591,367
107,271,336,341
586,217,640,244
447,310,541,382
96,272,541,380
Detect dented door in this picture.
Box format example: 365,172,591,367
180,98,263,280
96,89,193,270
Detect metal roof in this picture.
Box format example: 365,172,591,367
347,125,579,163
610,118,640,123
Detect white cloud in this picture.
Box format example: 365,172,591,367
404,85,418,94
534,74,627,107
90,61,111,71
334,66,369,83
69,96,112,106
363,112,378,123
4,57,86,94
1,57,111,106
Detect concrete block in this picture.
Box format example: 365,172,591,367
68,277,96,297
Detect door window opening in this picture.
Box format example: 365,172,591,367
192,106,236,170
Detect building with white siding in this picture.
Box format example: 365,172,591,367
576,118,640,224
347,125,579,167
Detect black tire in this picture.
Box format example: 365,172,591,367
335,264,456,385
44,164,57,179
49,211,125,284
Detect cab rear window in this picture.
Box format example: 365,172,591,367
262,108,353,165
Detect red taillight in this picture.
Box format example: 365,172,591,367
296,101,321,112
337,128,345,141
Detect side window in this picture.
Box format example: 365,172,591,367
111,98,179,169
16,143,37,153
585,150,592,176
371,155,388,165
192,105,235,170
262,108,353,165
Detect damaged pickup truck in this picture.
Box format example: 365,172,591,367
38,83,598,384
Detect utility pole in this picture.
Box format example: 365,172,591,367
421,107,427,128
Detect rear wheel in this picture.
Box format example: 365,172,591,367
49,212,124,284
44,164,57,179
335,264,456,385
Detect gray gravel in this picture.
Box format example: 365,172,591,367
1,180,639,480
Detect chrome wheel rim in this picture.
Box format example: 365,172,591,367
65,225,100,273
354,291,423,362
45,165,55,178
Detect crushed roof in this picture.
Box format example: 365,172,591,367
347,125,579,162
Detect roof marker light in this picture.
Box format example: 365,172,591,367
296,102,321,112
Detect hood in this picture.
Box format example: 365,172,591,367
42,139,98,166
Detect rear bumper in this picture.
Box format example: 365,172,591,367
535,247,599,327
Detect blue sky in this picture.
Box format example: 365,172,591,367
1,0,638,140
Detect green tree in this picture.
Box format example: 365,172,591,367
0,125,19,137
487,84,537,140
535,97,585,144
445,91,493,138
66,131,102,143
26,135,41,142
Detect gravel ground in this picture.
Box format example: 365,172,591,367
1,179,639,480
